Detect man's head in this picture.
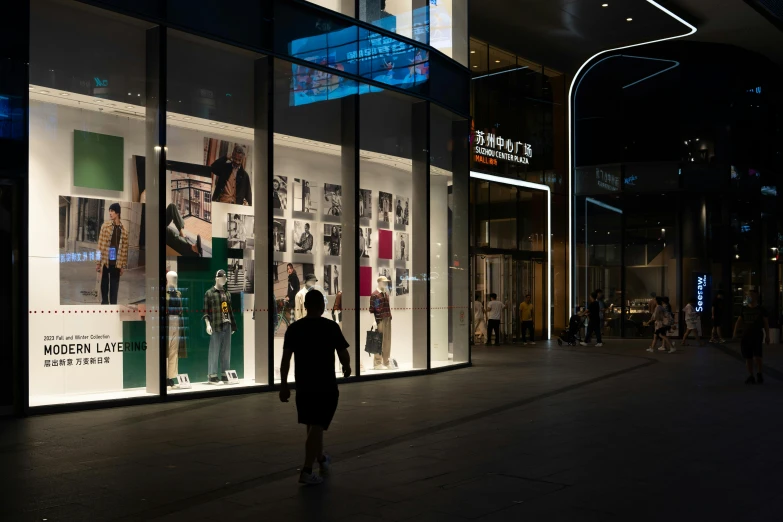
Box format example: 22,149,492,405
490,293,497,301
656,296,663,305
109,203,121,221
272,179,280,190
304,223,310,231
662,296,670,305
525,294,531,303
748,289,760,305
231,144,246,168
595,288,604,299
590,291,597,301
689,296,697,305
304,289,325,317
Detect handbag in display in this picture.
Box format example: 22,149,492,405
364,326,383,355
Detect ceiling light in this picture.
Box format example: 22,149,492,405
128,92,132,95
602,3,608,6
626,17,633,21
470,50,475,54
495,60,500,63
472,65,478,68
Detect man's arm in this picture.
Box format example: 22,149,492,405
337,348,351,377
732,316,742,340
279,348,293,401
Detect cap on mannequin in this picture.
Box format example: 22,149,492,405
166,271,178,289
376,275,390,291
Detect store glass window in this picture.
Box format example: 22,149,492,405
29,0,158,405
273,57,351,383
359,90,424,372
430,105,468,366
305,0,356,17
165,31,266,393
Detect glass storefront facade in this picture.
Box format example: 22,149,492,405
469,39,568,343
572,43,783,342
22,0,469,410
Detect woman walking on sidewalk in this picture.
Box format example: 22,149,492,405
646,296,675,353
681,297,704,346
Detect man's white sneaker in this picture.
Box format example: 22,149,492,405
668,348,677,354
318,454,331,476
646,347,654,352
658,347,667,351
299,471,324,486
529,342,536,345
373,365,387,370
595,343,603,347
579,342,588,346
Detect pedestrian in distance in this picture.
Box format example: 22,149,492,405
710,290,726,343
279,290,352,485
519,294,535,345
645,296,675,353
580,291,603,347
732,289,770,385
662,296,677,352
486,293,504,346
681,296,705,346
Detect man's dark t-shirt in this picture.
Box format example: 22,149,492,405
284,317,349,393
740,305,767,343
588,300,600,322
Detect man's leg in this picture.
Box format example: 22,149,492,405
100,266,110,304
109,267,120,305
166,226,199,257
584,323,593,343
526,321,534,343
595,325,603,344
303,425,324,473
755,355,763,382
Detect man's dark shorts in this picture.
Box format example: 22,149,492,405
655,326,669,337
741,339,763,359
296,391,339,430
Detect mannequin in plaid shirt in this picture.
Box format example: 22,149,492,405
95,203,129,305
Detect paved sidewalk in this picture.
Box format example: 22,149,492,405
2,340,781,521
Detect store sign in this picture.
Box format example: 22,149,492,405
93,77,108,87
596,168,620,191
473,130,532,166
694,273,711,313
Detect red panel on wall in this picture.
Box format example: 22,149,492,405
360,266,373,296
378,229,393,259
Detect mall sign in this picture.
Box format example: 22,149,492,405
474,130,532,166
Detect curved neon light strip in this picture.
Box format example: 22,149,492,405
568,0,696,316
470,171,552,339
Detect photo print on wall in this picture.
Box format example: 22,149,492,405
395,195,410,226
324,265,340,295
378,191,392,224
168,162,213,258
272,218,287,253
273,262,314,337
378,267,391,282
204,138,252,206
272,175,288,211
227,213,254,250
227,251,254,294
59,196,145,306
324,183,342,217
396,268,410,296
359,189,372,220
293,220,314,254
395,232,409,262
293,178,316,213
323,225,342,256
359,227,372,258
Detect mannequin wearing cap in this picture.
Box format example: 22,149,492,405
295,273,328,320
203,270,237,385
165,271,187,388
369,276,393,370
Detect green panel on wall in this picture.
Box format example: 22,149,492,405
177,238,245,383
122,321,147,389
74,130,124,191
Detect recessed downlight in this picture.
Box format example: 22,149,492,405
470,50,475,54
626,17,633,21
494,60,500,63
602,3,608,6
472,65,478,68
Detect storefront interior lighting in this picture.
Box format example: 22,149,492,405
470,171,551,339
568,0,696,316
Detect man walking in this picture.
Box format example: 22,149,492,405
519,294,535,345
486,293,504,346
279,290,352,485
581,291,603,347
96,203,129,305
732,289,770,384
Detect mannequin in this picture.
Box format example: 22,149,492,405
165,271,187,387
369,276,393,369
203,269,237,385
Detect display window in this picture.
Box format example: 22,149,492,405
26,0,469,409
29,0,159,406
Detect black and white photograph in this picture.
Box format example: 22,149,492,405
227,213,254,249
395,232,409,262
378,267,391,282
323,225,342,256
273,262,314,337
324,183,342,217
395,195,410,226
324,265,340,295
272,175,288,211
359,189,372,220
379,191,392,224
359,227,372,258
227,250,254,294
272,219,287,253
59,196,145,305
395,268,410,296
293,178,316,213
293,220,314,254
169,165,213,257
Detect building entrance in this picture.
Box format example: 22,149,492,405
472,254,546,344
